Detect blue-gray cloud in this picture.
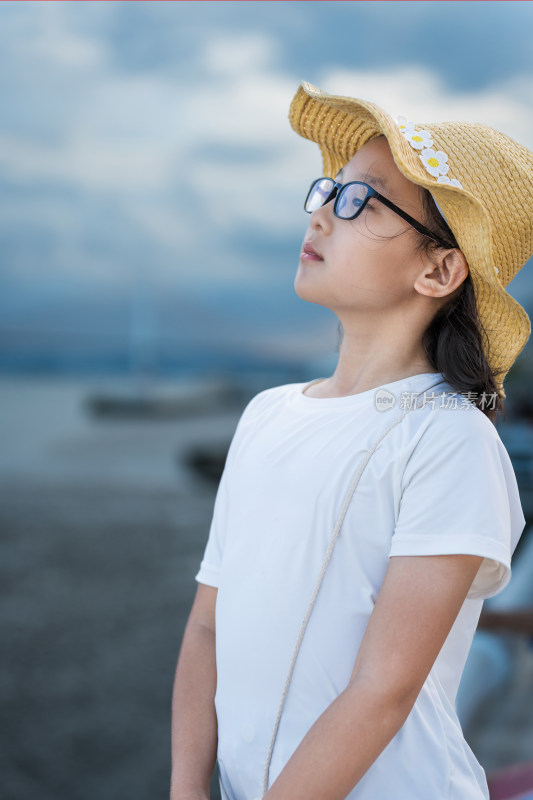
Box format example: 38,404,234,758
1,1,532,374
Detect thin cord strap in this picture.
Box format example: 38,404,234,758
261,379,447,796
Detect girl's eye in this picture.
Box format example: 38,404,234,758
337,192,376,214
344,197,364,210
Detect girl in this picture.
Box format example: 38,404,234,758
170,82,532,800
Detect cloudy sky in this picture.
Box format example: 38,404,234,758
1,1,532,373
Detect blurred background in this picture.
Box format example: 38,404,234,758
1,2,533,799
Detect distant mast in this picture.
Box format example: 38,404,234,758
129,266,158,397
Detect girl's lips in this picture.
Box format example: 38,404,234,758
301,242,324,261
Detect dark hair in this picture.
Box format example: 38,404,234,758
335,179,506,424
414,188,505,424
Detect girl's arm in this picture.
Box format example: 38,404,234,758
170,583,218,800
263,552,484,800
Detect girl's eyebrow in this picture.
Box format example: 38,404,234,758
335,168,393,198
364,174,392,196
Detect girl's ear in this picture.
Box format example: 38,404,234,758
414,248,469,300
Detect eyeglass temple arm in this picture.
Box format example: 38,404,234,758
374,191,450,248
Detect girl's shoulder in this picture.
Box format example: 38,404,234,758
400,389,512,484
231,381,299,436
409,385,502,443
238,381,300,417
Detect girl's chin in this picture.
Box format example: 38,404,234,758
294,277,329,304
295,261,323,279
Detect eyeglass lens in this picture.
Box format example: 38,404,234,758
305,179,369,219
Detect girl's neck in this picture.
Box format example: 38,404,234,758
309,362,439,400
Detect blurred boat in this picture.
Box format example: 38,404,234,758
181,443,228,485
84,375,246,419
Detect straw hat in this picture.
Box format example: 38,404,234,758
289,81,533,399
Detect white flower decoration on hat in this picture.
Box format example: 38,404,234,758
420,148,449,178
396,115,416,135
395,115,463,190
437,175,463,188
403,128,433,150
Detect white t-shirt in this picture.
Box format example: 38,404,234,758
194,372,526,800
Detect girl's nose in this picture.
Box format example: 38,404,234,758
309,201,334,233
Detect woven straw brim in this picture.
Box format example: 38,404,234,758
289,82,532,400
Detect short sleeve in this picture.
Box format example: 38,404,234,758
389,408,526,600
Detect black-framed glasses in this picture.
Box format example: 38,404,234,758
304,177,451,249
